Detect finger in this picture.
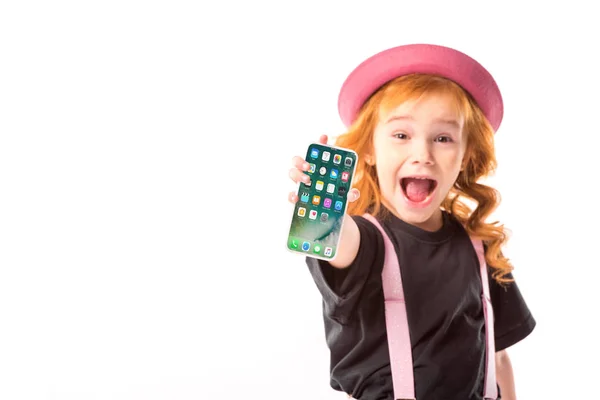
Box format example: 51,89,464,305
292,155,310,171
288,191,299,204
319,134,328,144
289,167,311,185
347,188,361,203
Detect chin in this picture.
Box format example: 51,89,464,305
394,200,440,223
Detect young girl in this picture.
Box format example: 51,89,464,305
287,44,536,400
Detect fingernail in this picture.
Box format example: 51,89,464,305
303,162,309,170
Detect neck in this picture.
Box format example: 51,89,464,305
381,201,445,232
412,209,444,232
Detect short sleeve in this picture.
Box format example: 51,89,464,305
488,269,537,351
305,215,384,324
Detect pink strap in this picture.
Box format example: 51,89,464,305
362,214,497,400
470,238,498,399
363,214,415,400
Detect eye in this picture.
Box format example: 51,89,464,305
393,132,408,140
435,135,454,143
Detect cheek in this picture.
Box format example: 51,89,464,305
376,156,402,191
443,154,464,184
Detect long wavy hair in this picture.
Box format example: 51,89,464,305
334,73,514,285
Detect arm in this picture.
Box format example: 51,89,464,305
486,255,536,400
496,350,516,400
329,215,361,269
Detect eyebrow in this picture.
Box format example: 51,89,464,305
385,115,461,129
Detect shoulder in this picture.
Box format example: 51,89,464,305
482,251,537,349
304,214,386,323
353,213,385,236
464,235,537,349
348,214,388,265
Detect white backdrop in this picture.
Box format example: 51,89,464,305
1,1,598,399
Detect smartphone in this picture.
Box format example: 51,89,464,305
286,142,358,261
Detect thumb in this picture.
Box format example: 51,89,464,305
347,188,360,203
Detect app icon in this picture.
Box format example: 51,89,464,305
315,180,324,191
322,151,330,162
330,169,338,179
297,207,306,217
320,212,329,222
338,186,347,196
309,163,316,173
312,195,321,206
309,210,317,220
300,192,309,202
323,198,332,208
324,247,333,257
334,200,343,211
341,171,349,182
302,242,311,251
333,154,342,164
319,166,327,175
311,149,319,159
291,239,298,248
344,157,353,166
327,183,335,194
314,244,321,253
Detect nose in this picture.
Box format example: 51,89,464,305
410,139,434,165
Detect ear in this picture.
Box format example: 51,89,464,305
365,154,375,166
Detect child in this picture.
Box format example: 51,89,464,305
287,44,536,400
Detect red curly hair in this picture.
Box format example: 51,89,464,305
333,73,514,285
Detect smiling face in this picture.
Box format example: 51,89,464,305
369,93,468,231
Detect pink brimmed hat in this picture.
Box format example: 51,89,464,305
337,43,504,132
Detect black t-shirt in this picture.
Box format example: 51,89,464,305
306,209,536,400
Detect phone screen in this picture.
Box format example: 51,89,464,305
286,143,358,261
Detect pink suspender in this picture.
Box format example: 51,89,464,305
472,238,499,399
362,214,498,400
362,214,416,399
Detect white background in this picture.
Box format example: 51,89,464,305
1,1,598,399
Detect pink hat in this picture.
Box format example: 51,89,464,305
337,44,504,132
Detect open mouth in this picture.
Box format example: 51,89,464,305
400,176,438,204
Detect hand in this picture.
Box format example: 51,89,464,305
288,134,360,205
